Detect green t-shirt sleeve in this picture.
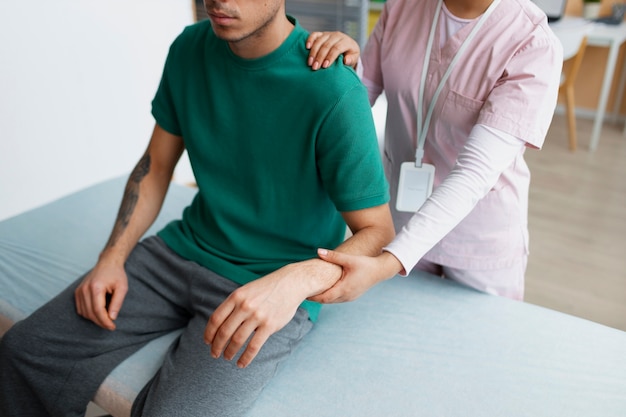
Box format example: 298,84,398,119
316,83,389,212
151,34,185,136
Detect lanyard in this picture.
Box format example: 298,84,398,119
415,0,501,166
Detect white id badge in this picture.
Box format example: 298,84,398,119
396,162,435,212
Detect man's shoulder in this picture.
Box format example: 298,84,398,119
304,61,366,98
281,24,366,95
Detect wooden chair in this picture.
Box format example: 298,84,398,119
555,29,589,151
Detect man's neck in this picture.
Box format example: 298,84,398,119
443,0,494,19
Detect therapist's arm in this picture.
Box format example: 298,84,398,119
313,125,526,302
386,125,526,274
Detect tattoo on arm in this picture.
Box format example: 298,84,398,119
105,154,152,249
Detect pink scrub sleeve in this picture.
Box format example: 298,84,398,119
384,125,525,275
477,31,563,149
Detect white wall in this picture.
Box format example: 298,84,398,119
0,0,194,221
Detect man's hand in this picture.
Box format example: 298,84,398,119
74,262,128,330
306,31,360,70
204,204,393,368
204,260,340,368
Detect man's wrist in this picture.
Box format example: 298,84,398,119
290,258,342,298
97,246,130,269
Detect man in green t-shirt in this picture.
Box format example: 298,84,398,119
0,1,393,416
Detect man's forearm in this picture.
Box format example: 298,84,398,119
103,153,151,251
299,217,395,297
98,153,169,266
339,203,395,256
335,223,395,257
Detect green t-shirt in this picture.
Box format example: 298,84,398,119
153,18,388,321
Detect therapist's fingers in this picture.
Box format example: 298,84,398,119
306,32,333,70
317,248,355,268
305,31,325,50
306,31,358,70
314,248,395,304
311,248,352,303
307,285,346,304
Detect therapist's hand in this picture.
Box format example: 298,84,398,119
306,31,360,70
309,249,403,304
204,259,341,368
74,262,128,331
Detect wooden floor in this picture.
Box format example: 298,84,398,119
524,113,626,331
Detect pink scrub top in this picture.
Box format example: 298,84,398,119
363,0,562,270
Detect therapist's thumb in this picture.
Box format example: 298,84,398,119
317,248,351,267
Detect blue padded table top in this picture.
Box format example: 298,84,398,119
0,176,195,323
1,176,625,417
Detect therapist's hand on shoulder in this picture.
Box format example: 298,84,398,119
306,31,360,70
310,249,404,304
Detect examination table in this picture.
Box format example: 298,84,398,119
1,176,625,416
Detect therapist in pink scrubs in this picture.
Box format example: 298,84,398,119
305,0,562,302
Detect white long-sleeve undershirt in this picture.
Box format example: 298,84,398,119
384,124,526,275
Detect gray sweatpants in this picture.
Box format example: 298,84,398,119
0,236,312,417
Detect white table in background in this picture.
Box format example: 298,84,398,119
551,17,626,151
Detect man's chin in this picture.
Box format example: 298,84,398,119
209,23,239,42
